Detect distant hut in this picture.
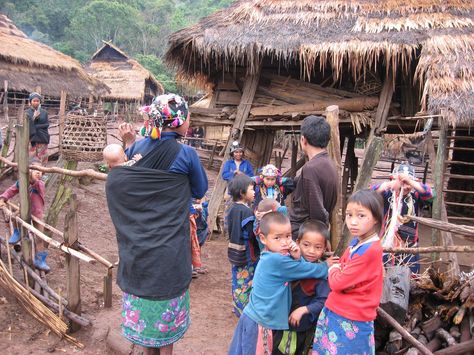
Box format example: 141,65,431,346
0,13,108,108
86,41,163,120
166,0,474,237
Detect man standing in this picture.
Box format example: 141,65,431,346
289,115,338,239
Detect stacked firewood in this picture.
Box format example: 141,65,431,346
379,267,474,354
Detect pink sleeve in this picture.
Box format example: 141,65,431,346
328,247,377,292
0,182,19,201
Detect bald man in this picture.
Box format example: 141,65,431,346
103,144,142,169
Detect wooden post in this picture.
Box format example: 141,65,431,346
88,95,93,111
1,81,12,169
431,117,446,255
64,194,81,332
58,91,67,153
207,65,262,234
427,117,459,274
16,103,33,268
291,137,298,176
326,105,343,249
103,267,113,308
334,71,394,255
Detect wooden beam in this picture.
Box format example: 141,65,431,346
58,91,67,150
208,65,262,234
64,195,81,332
384,245,474,254
103,267,113,309
250,97,379,117
407,215,474,238
426,123,460,274
16,103,34,270
326,105,343,249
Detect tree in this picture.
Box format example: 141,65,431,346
68,0,141,52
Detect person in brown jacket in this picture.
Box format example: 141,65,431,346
289,115,338,239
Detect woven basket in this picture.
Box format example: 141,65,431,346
60,114,107,162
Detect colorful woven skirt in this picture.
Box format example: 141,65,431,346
121,290,190,348
231,262,257,317
312,307,375,355
29,143,48,165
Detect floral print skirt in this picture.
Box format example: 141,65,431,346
312,307,375,355
231,262,257,317
121,290,190,348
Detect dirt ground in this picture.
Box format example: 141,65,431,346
0,156,472,354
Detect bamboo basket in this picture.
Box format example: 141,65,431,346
60,114,107,162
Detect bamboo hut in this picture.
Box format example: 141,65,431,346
85,41,163,121
166,0,474,233
0,13,108,108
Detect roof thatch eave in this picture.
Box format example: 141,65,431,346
165,0,474,124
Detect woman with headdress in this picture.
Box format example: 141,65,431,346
372,163,434,273
110,94,208,355
26,92,50,165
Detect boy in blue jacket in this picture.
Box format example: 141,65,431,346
228,213,336,355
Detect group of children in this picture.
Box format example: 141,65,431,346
226,161,434,354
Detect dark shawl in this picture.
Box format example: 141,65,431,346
106,139,191,300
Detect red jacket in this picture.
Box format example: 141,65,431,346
325,235,383,322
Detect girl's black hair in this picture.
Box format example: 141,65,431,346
347,189,384,227
228,174,253,202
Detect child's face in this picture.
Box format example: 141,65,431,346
263,176,276,188
243,184,255,203
298,232,326,263
260,222,292,255
345,202,378,240
30,170,43,183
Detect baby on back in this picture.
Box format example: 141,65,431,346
103,144,142,169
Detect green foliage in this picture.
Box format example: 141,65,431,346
1,0,233,93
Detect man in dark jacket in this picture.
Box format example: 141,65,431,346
27,92,49,165
289,115,338,239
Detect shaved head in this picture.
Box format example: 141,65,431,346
103,144,127,168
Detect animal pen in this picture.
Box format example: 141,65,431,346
166,0,474,353
0,94,110,346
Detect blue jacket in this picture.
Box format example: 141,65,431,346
125,132,208,199
243,252,328,330
222,159,254,181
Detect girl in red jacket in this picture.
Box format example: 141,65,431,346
312,189,384,355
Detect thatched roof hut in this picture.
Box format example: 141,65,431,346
0,13,108,97
86,41,163,103
166,0,474,125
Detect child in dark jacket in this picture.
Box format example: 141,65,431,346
227,174,260,317
273,220,330,355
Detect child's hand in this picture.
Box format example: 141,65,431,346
288,306,309,327
0,199,5,208
325,256,340,267
289,240,301,260
132,153,142,161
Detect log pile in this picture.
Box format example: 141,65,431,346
377,267,474,354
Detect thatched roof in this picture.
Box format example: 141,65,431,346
166,0,474,125
86,41,163,102
0,14,108,97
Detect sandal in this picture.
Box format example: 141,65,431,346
192,270,199,278
194,267,208,274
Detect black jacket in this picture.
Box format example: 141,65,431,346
27,107,50,145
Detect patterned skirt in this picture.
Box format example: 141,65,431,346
231,262,257,317
312,307,375,355
121,290,190,348
29,143,48,165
